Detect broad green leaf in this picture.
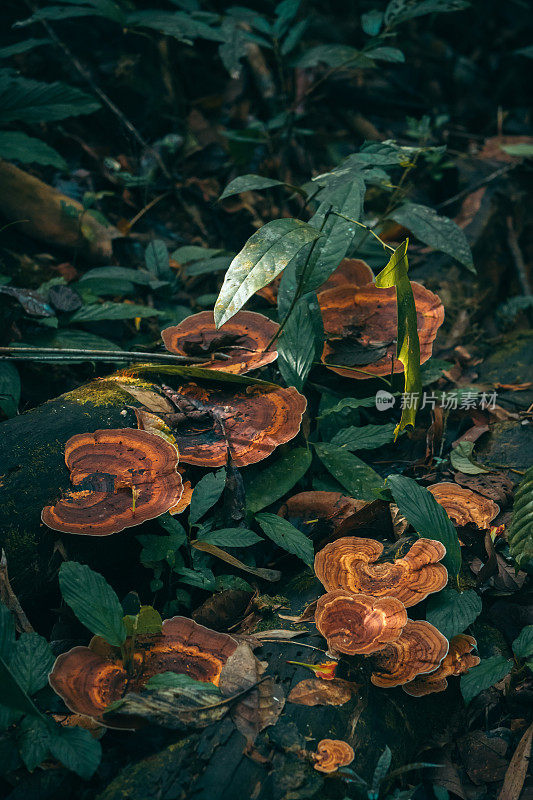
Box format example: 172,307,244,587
214,219,321,327
185,255,233,277
145,239,171,279
47,724,102,779
331,423,396,451
70,302,161,322
59,562,126,647
0,362,20,418
256,513,314,567
0,75,100,123
450,441,489,474
504,466,533,572
80,266,159,286
375,240,421,434
500,143,533,157
391,202,474,272
197,528,262,547
123,606,163,637
384,0,470,27
145,671,221,695
10,633,54,696
128,10,224,43
0,604,15,660
17,716,51,771
314,443,385,500
0,656,42,719
171,246,224,264
277,296,316,390
318,396,377,417
361,9,383,35
137,523,185,568
426,589,482,639
0,131,66,168
189,469,226,524
460,655,512,705
387,474,462,576
244,447,312,514
220,174,284,200
513,626,533,659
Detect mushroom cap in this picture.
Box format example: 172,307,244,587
169,469,193,515
315,589,408,655
278,491,366,540
49,617,238,724
161,310,279,374
319,281,444,379
402,634,480,697
257,258,374,305
314,537,448,608
42,429,183,536
371,620,449,688
427,483,500,529
313,739,355,773
155,382,307,467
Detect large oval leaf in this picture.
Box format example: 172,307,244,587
59,562,126,647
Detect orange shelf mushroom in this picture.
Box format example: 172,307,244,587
315,589,408,655
427,483,500,529
136,382,306,468
161,310,279,374
318,281,444,379
403,634,480,696
49,617,238,725
370,620,449,688
313,739,355,773
278,491,366,540
314,537,448,608
42,429,183,535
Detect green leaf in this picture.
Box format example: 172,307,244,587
500,143,533,157
123,606,163,637
330,423,396,451
0,131,66,168
17,716,51,771
384,0,470,27
0,362,20,418
391,203,474,272
47,724,102,779
220,174,284,200
189,469,226,525
0,74,100,123
367,46,405,62
387,474,461,576
361,9,383,35
145,671,221,694
375,240,422,434
0,604,15,660
256,513,314,567
277,296,316,390
460,655,512,705
318,396,377,417
372,746,392,793
0,38,51,58
197,528,262,547
69,301,161,322
245,447,312,514
145,240,171,279
426,589,482,639
314,443,385,500
513,626,533,659
214,219,321,327
10,633,54,696
505,466,533,572
79,266,160,286
450,441,489,474
297,44,374,69
0,656,42,719
136,523,185,568
59,562,126,647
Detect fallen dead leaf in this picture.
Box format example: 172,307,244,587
288,678,354,706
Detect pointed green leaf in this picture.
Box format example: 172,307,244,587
330,423,396,451
460,656,512,705
189,469,226,524
277,296,316,390
244,447,312,514
391,202,474,272
220,174,284,200
47,724,102,779
10,633,54,696
256,513,314,567
426,589,482,639
59,562,126,647
513,626,533,659
197,528,262,547
0,131,66,168
17,716,51,771
314,443,384,500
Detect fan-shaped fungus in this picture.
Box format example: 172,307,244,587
313,739,355,773
315,589,408,655
427,483,500,529
141,382,306,468
161,310,279,374
403,634,480,696
319,281,444,379
314,537,448,608
370,620,449,687
49,617,238,724
42,429,183,535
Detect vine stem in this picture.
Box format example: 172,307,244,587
0,346,230,364
330,211,395,252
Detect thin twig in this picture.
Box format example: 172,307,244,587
0,346,230,364
0,550,34,633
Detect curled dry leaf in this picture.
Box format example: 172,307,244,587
313,738,355,773
371,620,449,688
41,429,183,535
161,310,279,374
288,678,353,706
278,491,367,542
454,472,514,505
403,634,480,696
319,280,444,379
428,483,500,529
315,589,408,655
314,536,448,607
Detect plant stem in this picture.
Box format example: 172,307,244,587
330,211,395,252
0,346,230,364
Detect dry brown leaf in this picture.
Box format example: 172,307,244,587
117,385,174,413
191,540,281,582
288,678,353,707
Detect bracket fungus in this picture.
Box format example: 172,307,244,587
370,620,449,688
318,281,444,379
427,482,500,529
137,381,306,467
49,617,238,725
161,310,279,374
41,429,183,535
314,537,448,608
315,589,408,655
403,634,480,696
313,738,355,773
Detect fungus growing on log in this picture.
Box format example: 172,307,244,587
278,491,366,541
370,620,449,688
41,429,182,535
138,382,306,468
403,634,480,696
161,310,279,374
49,617,238,725
313,739,355,773
318,281,444,379
315,589,408,655
427,482,500,529
314,537,448,608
